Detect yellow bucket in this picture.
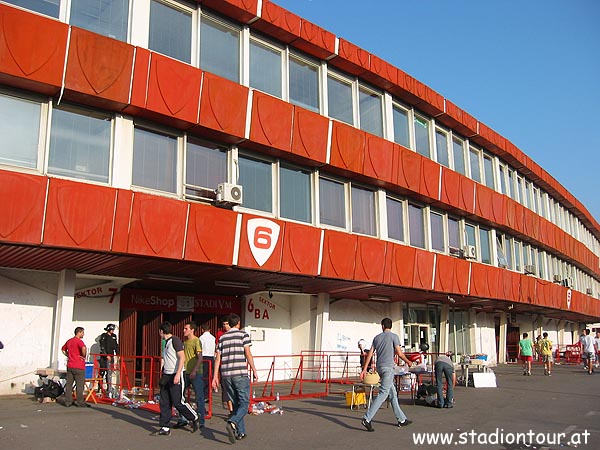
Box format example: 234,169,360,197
345,390,366,406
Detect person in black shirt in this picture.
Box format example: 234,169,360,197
99,324,119,394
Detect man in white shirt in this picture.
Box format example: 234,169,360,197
200,323,216,399
594,331,600,369
581,329,595,375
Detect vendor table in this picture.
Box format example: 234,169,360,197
457,359,488,387
350,383,379,410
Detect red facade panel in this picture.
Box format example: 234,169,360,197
125,47,151,115
475,184,494,223
353,236,387,283
491,190,506,226
127,193,188,258
459,176,476,214
253,1,301,43
420,158,441,201
330,38,370,77
0,170,46,245
320,230,357,280
184,203,237,266
296,20,336,60
363,135,394,184
397,147,422,192
249,91,293,152
44,179,115,250
519,274,536,305
0,4,67,95
470,264,491,298
413,248,435,290
280,223,321,276
110,189,133,253
383,243,416,288
363,54,397,90
500,270,520,302
412,80,444,117
440,168,461,210
201,0,259,24
198,72,248,142
442,100,478,137
290,107,328,164
237,215,284,271
330,122,365,174
64,28,133,109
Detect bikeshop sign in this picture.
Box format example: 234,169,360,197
120,288,241,313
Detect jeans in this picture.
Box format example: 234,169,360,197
363,366,407,423
183,372,205,425
222,375,250,435
434,362,454,407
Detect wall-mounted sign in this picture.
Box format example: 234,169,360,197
566,289,572,309
120,288,241,313
248,218,280,267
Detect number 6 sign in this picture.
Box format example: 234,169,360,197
247,218,280,267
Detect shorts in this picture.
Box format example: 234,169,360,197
542,354,554,363
520,356,532,362
585,352,594,361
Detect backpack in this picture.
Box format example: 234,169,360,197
34,380,64,400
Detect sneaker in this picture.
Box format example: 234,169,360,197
236,433,247,440
548,372,551,376
398,419,413,427
361,418,374,432
191,418,200,433
527,372,531,376
172,421,188,429
226,421,237,444
152,428,171,436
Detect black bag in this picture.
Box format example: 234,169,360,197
34,380,64,399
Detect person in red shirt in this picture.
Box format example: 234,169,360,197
61,327,89,408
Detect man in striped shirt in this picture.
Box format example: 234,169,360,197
212,313,258,444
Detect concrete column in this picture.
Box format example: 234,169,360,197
52,269,76,370
313,293,330,353
498,313,507,364
469,310,479,354
439,305,450,354
390,302,403,343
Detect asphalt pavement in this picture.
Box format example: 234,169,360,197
1,364,598,450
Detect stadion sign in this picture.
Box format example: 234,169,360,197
120,288,241,314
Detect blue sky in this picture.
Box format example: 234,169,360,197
274,0,600,225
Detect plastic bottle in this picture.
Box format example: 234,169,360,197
252,390,256,399
275,392,280,401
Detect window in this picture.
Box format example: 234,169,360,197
506,237,514,269
515,175,523,203
358,85,383,137
452,137,466,175
408,203,425,248
238,154,273,212
133,126,178,193
289,54,319,112
48,105,111,183
280,164,311,223
414,114,430,158
185,138,227,200
200,15,240,82
523,181,531,209
6,0,59,17
386,196,404,242
249,37,283,98
498,163,507,195
351,185,375,236
514,239,523,272
479,227,491,264
448,217,460,250
70,0,129,41
430,211,444,252
507,169,514,199
392,103,410,148
319,177,346,228
469,147,481,183
483,154,494,189
0,92,41,169
465,223,476,250
327,73,353,125
149,0,192,64
435,129,449,167
497,235,508,267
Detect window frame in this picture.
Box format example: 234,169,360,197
326,69,356,126
317,173,349,230
199,12,242,82
287,51,321,113
357,82,384,137
237,150,276,214
248,32,285,99
147,0,197,65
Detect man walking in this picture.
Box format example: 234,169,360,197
581,329,595,375
518,332,533,376
540,332,553,376
434,351,456,408
212,314,259,444
173,321,205,430
98,323,119,395
360,318,414,432
152,321,199,436
200,322,216,399
61,327,90,408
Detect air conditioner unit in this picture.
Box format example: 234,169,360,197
463,245,476,259
524,264,535,275
586,287,593,295
563,277,573,288
448,246,462,258
552,274,562,283
216,182,243,204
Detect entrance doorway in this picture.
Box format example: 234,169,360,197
506,326,520,362
404,324,430,353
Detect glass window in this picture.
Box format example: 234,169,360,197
414,115,430,158
465,223,476,248
506,237,514,269
200,15,240,82
469,147,481,183
6,0,59,17
523,182,531,209
319,177,345,228
392,104,410,148
185,139,226,200
448,217,460,249
133,127,177,192
358,86,382,137
149,0,192,64
430,211,444,252
499,164,507,195
386,197,404,242
280,165,311,223
351,185,375,236
483,155,494,188
497,235,508,267
289,54,319,112
0,93,40,169
514,240,523,272
70,0,129,41
408,203,425,248
515,176,523,203
238,155,272,212
507,169,514,199
452,137,465,175
48,105,111,183
479,228,491,264
435,129,449,167
327,74,353,125
249,38,282,98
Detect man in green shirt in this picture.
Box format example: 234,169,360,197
518,332,533,376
